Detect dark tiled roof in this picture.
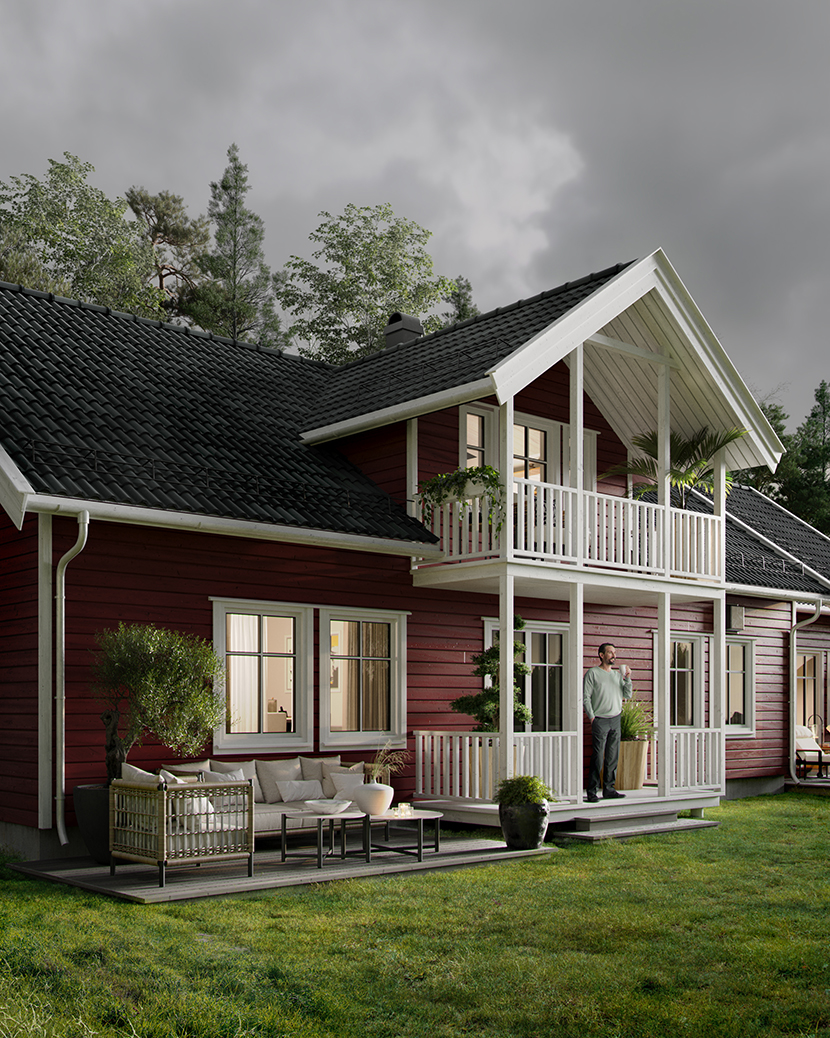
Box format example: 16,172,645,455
304,262,634,430
0,283,435,544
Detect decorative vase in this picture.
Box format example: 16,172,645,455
73,784,111,864
352,781,394,816
498,801,549,850
616,740,649,791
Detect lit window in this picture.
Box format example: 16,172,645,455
670,640,695,726
725,638,756,736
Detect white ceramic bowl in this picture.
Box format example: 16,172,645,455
304,799,351,814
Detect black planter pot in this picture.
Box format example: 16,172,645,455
498,801,549,850
73,784,111,865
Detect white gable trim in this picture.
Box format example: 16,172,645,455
0,444,33,530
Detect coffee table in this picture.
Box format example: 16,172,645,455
363,809,443,863
280,809,365,868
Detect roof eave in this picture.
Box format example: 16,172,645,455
0,445,33,530
23,495,442,557
300,377,495,444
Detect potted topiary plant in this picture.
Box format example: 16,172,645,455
73,622,225,863
451,615,532,732
616,693,654,791
494,774,553,850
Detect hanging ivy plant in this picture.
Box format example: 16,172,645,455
418,464,506,532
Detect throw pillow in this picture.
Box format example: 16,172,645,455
322,761,365,799
120,763,159,786
331,773,366,801
300,755,341,784
200,768,246,784
209,759,264,801
163,760,211,777
255,757,302,803
276,779,324,803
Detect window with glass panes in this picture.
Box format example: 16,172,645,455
796,652,820,729
224,612,296,735
513,422,547,482
527,630,564,731
466,411,486,467
726,641,747,726
670,640,695,726
329,619,391,732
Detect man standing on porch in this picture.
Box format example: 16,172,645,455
583,644,633,803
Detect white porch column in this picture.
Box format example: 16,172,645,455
712,447,727,792
570,581,585,802
499,399,514,562
656,591,671,797
498,570,515,781
570,344,585,563
657,364,671,576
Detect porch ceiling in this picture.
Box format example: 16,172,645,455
411,559,723,606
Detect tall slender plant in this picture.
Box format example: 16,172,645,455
451,616,532,732
601,426,746,508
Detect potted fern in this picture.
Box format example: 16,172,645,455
494,774,553,849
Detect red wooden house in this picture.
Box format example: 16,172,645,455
2,248,828,857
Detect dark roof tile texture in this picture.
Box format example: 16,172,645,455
304,262,634,429
0,283,434,544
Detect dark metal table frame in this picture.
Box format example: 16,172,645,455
280,810,365,868
364,810,442,863
280,809,443,867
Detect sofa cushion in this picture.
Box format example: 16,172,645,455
331,772,366,801
209,759,264,802
299,755,340,785
276,779,324,803
322,761,364,799
256,758,302,802
164,759,211,777
120,763,160,786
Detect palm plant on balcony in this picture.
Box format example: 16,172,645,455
451,615,532,732
601,426,746,509
418,464,506,532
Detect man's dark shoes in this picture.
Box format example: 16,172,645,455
603,789,626,799
586,792,600,803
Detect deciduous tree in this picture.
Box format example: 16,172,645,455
276,203,455,364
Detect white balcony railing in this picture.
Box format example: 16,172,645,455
415,480,723,581
668,728,722,790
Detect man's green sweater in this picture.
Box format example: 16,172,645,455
583,666,633,720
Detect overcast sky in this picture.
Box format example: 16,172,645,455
3,0,828,430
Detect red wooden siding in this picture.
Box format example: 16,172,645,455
0,512,40,828
337,422,409,506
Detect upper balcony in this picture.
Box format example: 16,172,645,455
413,478,723,582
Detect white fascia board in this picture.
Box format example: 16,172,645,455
489,256,661,403
300,377,494,444
25,495,442,558
0,444,33,530
649,256,783,470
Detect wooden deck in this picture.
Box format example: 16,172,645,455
10,834,550,905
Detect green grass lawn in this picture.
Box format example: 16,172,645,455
0,791,828,1038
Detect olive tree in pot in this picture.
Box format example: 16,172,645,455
74,622,225,863
494,774,553,850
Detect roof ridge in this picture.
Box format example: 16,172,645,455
0,278,311,363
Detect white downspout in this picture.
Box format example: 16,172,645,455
54,511,89,845
788,600,823,785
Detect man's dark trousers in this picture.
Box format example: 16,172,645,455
587,713,621,796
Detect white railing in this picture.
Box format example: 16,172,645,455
415,480,723,581
414,730,579,801
668,728,722,789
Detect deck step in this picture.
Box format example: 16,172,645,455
553,816,719,842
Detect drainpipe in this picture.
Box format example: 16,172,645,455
788,599,823,784
54,511,89,845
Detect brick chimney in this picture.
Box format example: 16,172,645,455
383,312,424,349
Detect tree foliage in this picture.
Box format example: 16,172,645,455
179,144,285,348
126,186,209,313
602,426,747,508
92,622,225,783
440,274,480,327
451,616,532,732
276,202,455,364
0,153,164,317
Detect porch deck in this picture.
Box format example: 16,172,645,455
10,834,547,905
414,785,721,841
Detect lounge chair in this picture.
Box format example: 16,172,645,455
795,725,830,779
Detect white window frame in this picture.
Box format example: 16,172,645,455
319,605,408,751
459,403,598,490
483,617,574,733
724,636,756,738
652,631,705,728
211,597,314,754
